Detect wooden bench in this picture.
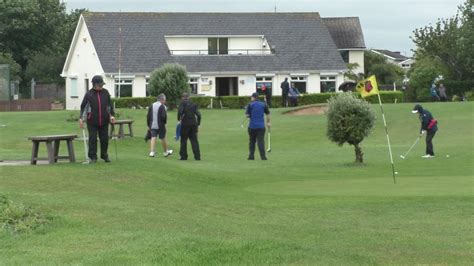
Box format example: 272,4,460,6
28,134,77,165
109,119,134,139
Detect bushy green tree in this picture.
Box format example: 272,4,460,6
25,53,65,85
0,52,21,81
364,50,405,85
148,63,189,108
406,56,450,101
327,93,375,163
412,0,473,80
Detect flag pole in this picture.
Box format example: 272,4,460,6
376,92,397,184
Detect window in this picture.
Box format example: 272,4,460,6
290,76,307,93
70,78,78,98
188,77,199,94
320,76,336,92
114,79,133,98
145,78,150,96
208,37,228,55
256,76,273,95
340,50,349,63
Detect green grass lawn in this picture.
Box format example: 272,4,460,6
0,102,473,264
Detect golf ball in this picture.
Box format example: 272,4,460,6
446,155,450,158
395,172,398,175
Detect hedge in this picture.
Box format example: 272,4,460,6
442,80,474,97
112,91,404,109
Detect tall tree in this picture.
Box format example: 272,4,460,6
411,0,473,80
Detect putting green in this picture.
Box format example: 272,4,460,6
246,175,473,196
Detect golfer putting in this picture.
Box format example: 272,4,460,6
79,75,116,163
246,93,271,160
412,104,438,158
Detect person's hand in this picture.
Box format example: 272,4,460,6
421,130,426,135
267,122,271,128
110,116,116,124
79,118,84,129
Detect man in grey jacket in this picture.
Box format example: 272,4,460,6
147,94,173,157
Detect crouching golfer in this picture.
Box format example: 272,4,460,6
147,94,173,157
412,104,438,158
79,75,115,163
246,93,271,160
177,93,201,160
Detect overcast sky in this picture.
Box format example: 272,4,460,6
65,0,464,56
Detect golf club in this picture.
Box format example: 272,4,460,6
81,128,90,164
400,132,424,159
267,127,271,152
113,136,118,161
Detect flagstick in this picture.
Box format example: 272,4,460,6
376,92,397,184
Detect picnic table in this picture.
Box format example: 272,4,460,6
28,134,77,165
109,119,134,139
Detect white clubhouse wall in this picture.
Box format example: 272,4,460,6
349,50,365,75
64,20,105,110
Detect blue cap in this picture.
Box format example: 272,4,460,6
251,92,259,98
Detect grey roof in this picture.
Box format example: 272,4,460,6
322,17,366,49
83,12,349,74
373,49,409,61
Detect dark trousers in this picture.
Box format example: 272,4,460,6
265,95,272,108
290,97,298,107
282,95,288,107
180,124,200,160
426,130,437,156
248,128,266,159
87,124,109,160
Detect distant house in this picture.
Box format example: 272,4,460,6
61,12,366,110
371,49,414,71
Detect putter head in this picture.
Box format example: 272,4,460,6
400,155,405,159
267,148,271,152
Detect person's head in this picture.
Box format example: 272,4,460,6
91,75,105,90
440,83,444,87
158,93,166,104
412,104,423,114
182,92,190,101
251,92,259,101
284,77,288,81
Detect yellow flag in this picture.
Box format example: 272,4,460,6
356,75,379,98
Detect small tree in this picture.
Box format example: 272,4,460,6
326,93,375,163
148,63,189,108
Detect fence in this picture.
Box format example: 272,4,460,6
0,64,10,101
0,99,51,112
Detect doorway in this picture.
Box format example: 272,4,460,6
216,77,238,96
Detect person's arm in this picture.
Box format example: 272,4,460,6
146,106,152,129
421,113,430,131
79,93,89,128
245,104,251,118
195,105,201,126
107,90,116,123
177,103,184,122
158,105,167,127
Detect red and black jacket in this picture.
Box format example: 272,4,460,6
80,88,115,127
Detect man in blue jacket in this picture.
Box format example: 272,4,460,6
246,93,271,160
412,104,438,158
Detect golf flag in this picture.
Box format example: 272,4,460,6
357,75,379,98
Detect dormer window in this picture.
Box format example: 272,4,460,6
165,35,273,56
208,38,228,55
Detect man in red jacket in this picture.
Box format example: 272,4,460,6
80,75,116,163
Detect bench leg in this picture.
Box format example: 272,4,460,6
119,124,124,139
67,140,76,163
54,140,60,162
129,123,134,137
46,141,55,164
31,141,39,165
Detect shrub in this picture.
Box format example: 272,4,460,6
0,194,51,234
148,63,189,108
113,97,156,109
326,93,376,163
443,80,474,98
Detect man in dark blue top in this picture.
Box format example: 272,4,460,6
246,93,271,160
412,104,438,158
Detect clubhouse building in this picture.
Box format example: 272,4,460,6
61,12,366,110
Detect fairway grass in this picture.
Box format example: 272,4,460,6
0,102,473,264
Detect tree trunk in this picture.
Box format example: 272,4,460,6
354,143,363,163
